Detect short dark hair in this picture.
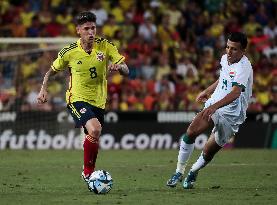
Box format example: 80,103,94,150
75,11,96,25
228,32,248,49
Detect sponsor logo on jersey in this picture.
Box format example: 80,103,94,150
96,52,105,61
77,61,82,64
80,108,87,114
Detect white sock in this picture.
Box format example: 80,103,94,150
176,140,194,174
190,152,209,173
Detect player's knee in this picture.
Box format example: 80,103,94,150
88,128,101,139
85,118,103,137
86,121,102,138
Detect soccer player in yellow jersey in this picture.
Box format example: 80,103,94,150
37,11,129,184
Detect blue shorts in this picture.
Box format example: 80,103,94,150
67,101,104,134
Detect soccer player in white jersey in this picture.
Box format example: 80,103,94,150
166,32,253,189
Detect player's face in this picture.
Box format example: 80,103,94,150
76,22,96,43
226,40,245,65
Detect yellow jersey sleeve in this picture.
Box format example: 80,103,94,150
51,54,68,72
107,41,125,64
51,43,77,71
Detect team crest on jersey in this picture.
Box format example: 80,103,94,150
229,69,236,79
96,52,105,61
80,108,87,114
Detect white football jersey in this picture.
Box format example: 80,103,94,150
205,54,253,125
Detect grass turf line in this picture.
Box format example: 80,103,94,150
0,149,276,205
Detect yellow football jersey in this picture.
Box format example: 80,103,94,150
51,38,125,109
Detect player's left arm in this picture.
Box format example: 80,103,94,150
203,63,251,121
107,40,129,76
202,86,242,121
108,62,129,76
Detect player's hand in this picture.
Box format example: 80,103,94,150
202,105,216,121
37,89,48,104
196,91,209,103
108,64,120,72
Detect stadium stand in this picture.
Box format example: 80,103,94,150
0,0,276,112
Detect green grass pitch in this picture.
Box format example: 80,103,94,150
0,149,276,205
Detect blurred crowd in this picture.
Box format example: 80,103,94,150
0,0,277,112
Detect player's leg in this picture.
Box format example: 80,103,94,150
82,118,102,180
82,105,105,182
183,133,222,189
67,102,104,182
183,114,235,189
192,133,222,172
166,111,213,187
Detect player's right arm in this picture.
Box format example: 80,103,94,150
37,47,69,104
37,68,57,104
196,79,219,103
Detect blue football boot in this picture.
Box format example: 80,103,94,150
183,171,198,189
166,172,183,187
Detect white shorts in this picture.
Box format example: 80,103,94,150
211,111,240,147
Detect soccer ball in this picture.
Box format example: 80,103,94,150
87,170,113,194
